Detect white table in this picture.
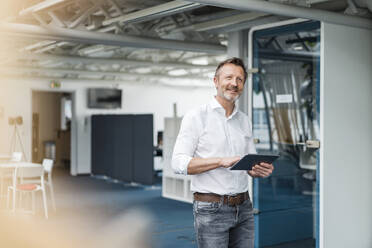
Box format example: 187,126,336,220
0,162,42,169
0,154,11,161
0,162,42,205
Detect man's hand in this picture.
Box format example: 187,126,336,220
247,162,274,178
187,156,241,174
219,156,241,168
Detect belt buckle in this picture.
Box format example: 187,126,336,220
227,194,238,206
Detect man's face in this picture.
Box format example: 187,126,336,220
214,63,245,102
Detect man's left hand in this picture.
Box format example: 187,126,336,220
247,162,274,178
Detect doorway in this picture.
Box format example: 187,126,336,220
249,20,320,247
32,91,72,171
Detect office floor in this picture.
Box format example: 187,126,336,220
47,168,196,248
4,168,315,248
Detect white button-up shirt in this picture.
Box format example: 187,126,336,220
172,97,256,195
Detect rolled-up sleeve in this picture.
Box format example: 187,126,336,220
172,112,199,175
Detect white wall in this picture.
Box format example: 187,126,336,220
320,23,372,248
0,81,33,162
0,78,214,175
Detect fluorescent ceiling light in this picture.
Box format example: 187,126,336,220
190,58,209,65
168,69,188,76
135,68,152,73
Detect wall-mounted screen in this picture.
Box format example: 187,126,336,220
88,88,122,109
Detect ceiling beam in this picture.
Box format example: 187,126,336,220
174,12,270,32
102,0,202,26
187,0,372,29
2,75,212,88
22,40,56,51
11,53,218,69
0,22,226,54
206,16,286,33
47,11,66,27
1,65,211,80
194,12,270,31
19,0,70,16
68,3,99,29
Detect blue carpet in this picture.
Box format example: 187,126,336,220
51,169,314,248
52,169,196,248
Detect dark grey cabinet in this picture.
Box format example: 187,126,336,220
91,114,154,184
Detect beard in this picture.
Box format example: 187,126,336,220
218,88,240,102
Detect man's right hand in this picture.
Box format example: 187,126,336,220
219,156,241,168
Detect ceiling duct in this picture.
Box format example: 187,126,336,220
353,0,372,12
187,0,372,29
0,22,227,54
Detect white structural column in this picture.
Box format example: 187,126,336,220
227,30,249,114
320,23,372,248
227,30,254,202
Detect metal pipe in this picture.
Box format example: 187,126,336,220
0,22,226,54
187,0,372,29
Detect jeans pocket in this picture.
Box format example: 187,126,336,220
194,201,222,215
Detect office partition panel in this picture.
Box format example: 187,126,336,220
133,114,154,185
104,115,116,178
91,114,154,184
91,115,113,175
112,115,134,182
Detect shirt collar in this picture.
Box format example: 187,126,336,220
210,96,239,118
210,96,222,110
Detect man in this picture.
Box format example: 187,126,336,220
172,57,274,248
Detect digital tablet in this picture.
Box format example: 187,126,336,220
231,154,279,171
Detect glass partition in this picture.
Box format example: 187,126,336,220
251,21,320,248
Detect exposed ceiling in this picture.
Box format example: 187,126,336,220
0,0,371,87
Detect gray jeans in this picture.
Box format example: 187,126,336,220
193,198,255,248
